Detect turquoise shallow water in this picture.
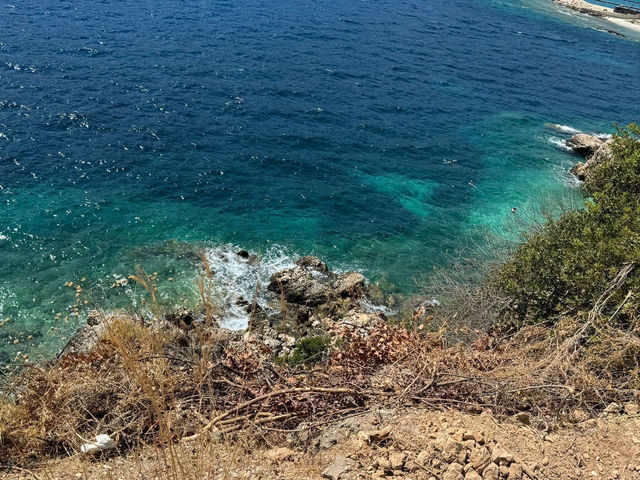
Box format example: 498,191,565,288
0,0,639,362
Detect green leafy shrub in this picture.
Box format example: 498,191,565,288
494,124,640,331
287,336,330,366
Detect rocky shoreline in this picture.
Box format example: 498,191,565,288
60,254,424,362
566,132,613,181
551,0,640,33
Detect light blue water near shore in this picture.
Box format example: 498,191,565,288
0,0,639,361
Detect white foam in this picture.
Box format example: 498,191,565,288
359,297,396,316
545,123,582,134
0,234,8,240
203,245,296,330
547,136,573,151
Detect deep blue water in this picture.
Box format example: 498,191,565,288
1,0,639,361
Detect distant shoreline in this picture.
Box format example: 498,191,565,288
551,0,640,32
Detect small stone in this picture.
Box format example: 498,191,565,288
491,445,514,466
465,469,483,480
508,463,523,480
358,426,392,445
377,457,392,472
513,412,531,426
322,456,356,480
442,437,467,464
463,439,476,450
463,430,485,444
624,402,639,416
482,463,499,480
443,462,464,480
416,449,432,465
389,452,406,471
468,445,490,470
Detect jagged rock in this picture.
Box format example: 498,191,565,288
440,436,467,464
268,264,330,306
589,141,613,165
416,448,435,466
268,256,367,307
389,452,406,471
569,161,588,181
358,426,392,445
58,311,112,357
570,141,613,181
491,445,514,466
468,445,491,470
376,456,392,472
465,469,483,480
322,455,355,479
508,463,523,480
463,430,485,444
443,462,464,480
482,463,499,480
331,272,366,298
463,439,476,450
566,134,604,158
296,255,330,273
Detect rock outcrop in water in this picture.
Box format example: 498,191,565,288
567,133,613,182
566,133,604,157
267,256,366,306
61,255,381,360
249,256,376,356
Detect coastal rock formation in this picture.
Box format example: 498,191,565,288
57,310,113,357
249,256,374,356
567,134,613,181
566,133,604,158
267,256,366,306
61,255,377,361
551,0,640,34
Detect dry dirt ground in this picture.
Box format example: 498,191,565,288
6,406,640,480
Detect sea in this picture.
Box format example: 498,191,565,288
1,0,639,362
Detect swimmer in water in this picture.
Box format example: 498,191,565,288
512,207,517,213
468,180,477,188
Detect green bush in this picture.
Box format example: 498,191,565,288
286,335,330,366
493,124,640,331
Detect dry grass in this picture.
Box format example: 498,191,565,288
2,258,640,478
